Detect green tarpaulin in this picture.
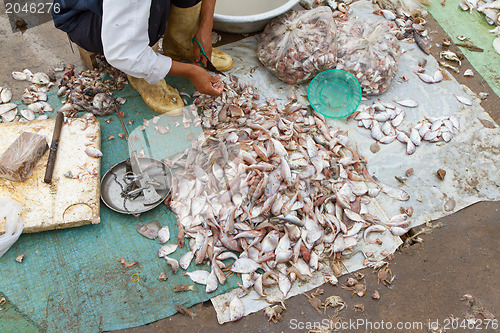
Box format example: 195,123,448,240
0,77,239,333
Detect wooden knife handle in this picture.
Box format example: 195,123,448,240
44,112,65,184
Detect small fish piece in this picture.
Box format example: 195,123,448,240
12,71,28,80
393,99,418,108
371,121,384,141
364,225,387,243
175,303,196,318
0,103,18,115
229,295,245,322
379,135,397,144
20,109,36,121
449,115,460,131
180,250,194,270
158,272,168,281
441,131,454,142
1,88,12,103
380,9,396,20
165,256,179,274
463,69,474,77
158,225,170,243
494,37,500,55
416,72,435,83
278,273,291,298
390,226,410,236
444,197,456,211
433,70,443,83
396,131,409,143
118,257,137,268
155,125,169,134
410,126,421,146
390,113,404,128
158,244,178,257
85,147,103,158
406,140,416,154
381,121,394,136
64,171,75,179
2,110,17,122
454,94,472,106
15,254,25,263
440,51,461,65
183,270,210,285
231,258,260,274
31,72,50,85
205,268,218,293
136,220,161,240
378,182,410,201
174,285,194,292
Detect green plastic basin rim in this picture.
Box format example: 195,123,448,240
307,69,362,119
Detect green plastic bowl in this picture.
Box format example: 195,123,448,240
307,69,362,119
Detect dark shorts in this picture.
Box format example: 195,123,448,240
66,0,201,54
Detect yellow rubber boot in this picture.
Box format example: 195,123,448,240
163,3,233,71
127,75,184,116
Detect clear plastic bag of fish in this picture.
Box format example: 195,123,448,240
257,6,338,84
0,198,23,258
336,18,401,95
0,132,48,182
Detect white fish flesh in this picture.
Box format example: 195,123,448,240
394,99,418,108
1,88,12,103
0,103,17,115
184,270,210,285
231,258,260,274
229,295,245,322
85,147,103,158
158,244,178,257
378,182,410,201
180,251,195,270
454,95,472,106
158,226,170,243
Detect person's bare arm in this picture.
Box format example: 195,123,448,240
193,0,216,66
169,60,223,96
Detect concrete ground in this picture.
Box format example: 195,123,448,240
0,2,498,332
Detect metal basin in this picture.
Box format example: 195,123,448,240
213,0,300,33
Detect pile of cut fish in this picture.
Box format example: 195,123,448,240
1,69,55,123
349,99,461,155
56,58,127,117
142,76,412,321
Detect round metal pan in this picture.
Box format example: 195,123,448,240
100,157,171,214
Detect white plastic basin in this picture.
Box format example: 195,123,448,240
213,0,300,33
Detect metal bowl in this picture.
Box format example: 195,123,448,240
100,157,171,215
213,0,300,33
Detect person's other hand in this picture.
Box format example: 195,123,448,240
193,28,212,67
188,65,223,96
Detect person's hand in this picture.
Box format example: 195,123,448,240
187,64,223,96
193,28,212,67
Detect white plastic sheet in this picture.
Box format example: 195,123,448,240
211,1,499,323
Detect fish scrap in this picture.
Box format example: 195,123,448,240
350,101,460,154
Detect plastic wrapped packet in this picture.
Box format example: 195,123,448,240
0,132,48,182
336,18,401,95
257,6,338,84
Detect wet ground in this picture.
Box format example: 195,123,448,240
0,3,498,332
